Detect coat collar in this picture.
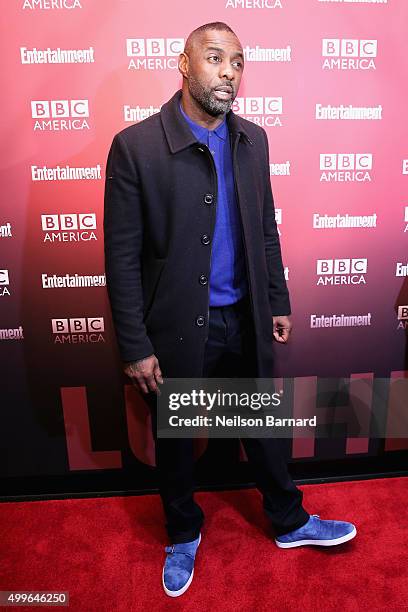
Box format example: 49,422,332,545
160,89,253,154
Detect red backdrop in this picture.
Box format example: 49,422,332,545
1,0,407,482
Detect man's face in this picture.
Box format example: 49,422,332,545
182,30,244,116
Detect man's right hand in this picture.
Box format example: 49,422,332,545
124,355,163,395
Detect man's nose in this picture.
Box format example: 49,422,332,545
219,61,234,81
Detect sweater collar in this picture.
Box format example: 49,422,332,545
160,90,253,154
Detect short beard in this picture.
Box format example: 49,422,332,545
187,76,234,117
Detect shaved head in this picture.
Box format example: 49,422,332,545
184,22,238,55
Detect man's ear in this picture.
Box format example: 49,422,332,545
178,52,189,78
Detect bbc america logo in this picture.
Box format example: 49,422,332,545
322,39,377,70
397,306,408,330
52,317,105,344
126,38,184,70
320,154,373,182
232,97,283,127
0,269,10,297
22,1,82,9
41,213,97,243
31,100,89,131
225,0,283,9
316,258,368,286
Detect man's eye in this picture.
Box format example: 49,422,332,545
233,61,243,68
208,55,221,62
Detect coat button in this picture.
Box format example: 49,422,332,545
201,234,210,245
199,274,208,285
195,315,205,327
203,194,213,205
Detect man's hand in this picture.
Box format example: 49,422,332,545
272,315,293,343
124,354,163,395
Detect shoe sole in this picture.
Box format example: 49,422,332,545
162,532,202,597
275,526,357,548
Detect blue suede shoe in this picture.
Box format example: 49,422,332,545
275,514,356,548
162,533,201,597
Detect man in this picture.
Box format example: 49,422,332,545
104,22,357,598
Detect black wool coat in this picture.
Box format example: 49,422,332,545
103,90,291,378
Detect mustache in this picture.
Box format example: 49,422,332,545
213,82,234,93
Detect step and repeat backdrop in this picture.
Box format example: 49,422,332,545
1,0,407,488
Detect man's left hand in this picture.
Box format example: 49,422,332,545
272,315,292,343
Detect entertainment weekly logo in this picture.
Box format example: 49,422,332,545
274,207,282,236
316,258,368,286
22,0,82,9
395,263,408,278
0,326,24,341
225,0,283,8
313,212,377,229
42,273,106,288
126,38,184,71
232,97,283,127
31,100,90,131
21,46,94,64
315,104,382,121
32,165,101,181
322,39,377,70
320,154,373,182
124,104,161,123
397,306,408,331
0,269,10,297
318,0,387,4
41,213,97,243
51,317,105,344
310,312,372,329
0,222,12,238
243,45,291,62
270,161,290,176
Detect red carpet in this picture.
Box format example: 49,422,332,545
1,476,407,611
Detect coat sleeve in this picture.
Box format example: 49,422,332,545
103,132,154,362
261,129,292,316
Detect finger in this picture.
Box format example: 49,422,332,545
273,331,285,343
280,330,289,342
139,381,149,394
145,374,158,394
134,372,149,394
154,364,164,385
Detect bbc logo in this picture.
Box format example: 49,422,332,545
233,97,282,115
41,214,96,231
31,100,89,119
0,270,9,285
52,318,104,334
398,306,408,320
126,38,184,57
320,154,372,171
317,259,368,275
322,39,377,58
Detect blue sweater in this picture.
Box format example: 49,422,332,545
179,103,248,306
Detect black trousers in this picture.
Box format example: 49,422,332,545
146,293,310,543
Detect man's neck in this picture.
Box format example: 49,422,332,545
180,92,226,130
